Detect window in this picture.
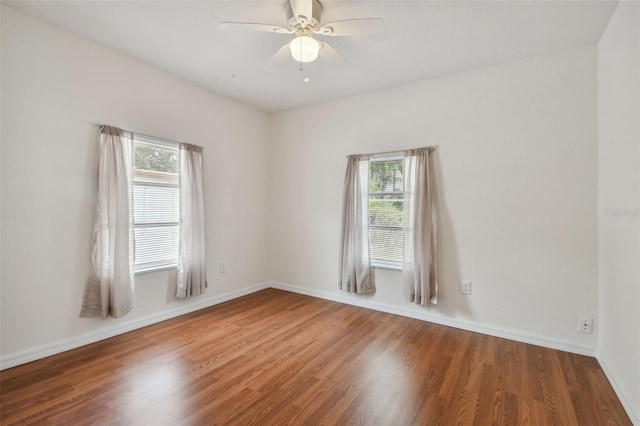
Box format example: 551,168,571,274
368,155,404,269
133,135,180,273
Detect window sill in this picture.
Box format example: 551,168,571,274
372,261,402,272
135,264,177,275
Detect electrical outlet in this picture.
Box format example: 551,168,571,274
219,261,226,273
460,280,472,295
578,315,593,334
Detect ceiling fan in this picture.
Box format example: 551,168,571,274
220,0,384,70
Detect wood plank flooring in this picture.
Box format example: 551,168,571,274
0,289,631,425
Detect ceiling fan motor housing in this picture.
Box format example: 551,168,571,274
222,0,382,69
286,0,323,32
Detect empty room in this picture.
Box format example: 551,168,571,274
1,0,638,424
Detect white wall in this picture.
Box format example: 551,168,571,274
597,1,640,423
0,4,4,346
0,6,270,365
269,46,599,352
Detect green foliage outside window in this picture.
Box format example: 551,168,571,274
370,160,403,193
135,144,178,173
369,160,404,228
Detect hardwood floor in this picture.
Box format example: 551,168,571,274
0,289,631,425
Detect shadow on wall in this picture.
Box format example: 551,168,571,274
75,124,101,313
432,149,471,319
164,268,179,303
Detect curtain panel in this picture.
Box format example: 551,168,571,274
176,143,208,298
339,155,376,293
80,126,135,319
402,147,438,306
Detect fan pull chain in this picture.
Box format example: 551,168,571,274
298,41,304,71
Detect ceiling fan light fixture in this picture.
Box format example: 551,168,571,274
289,36,320,63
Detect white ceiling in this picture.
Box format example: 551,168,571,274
6,0,618,113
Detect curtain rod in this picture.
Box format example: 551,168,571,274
345,145,437,158
96,124,203,149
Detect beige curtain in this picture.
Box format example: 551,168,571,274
339,155,375,293
403,147,438,305
80,126,135,319
176,144,207,298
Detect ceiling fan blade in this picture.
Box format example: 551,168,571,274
220,22,291,34
289,0,313,22
317,18,385,36
319,42,350,67
265,44,292,71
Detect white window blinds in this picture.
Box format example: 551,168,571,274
133,136,180,272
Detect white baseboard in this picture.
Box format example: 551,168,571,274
0,282,269,370
4,281,635,423
269,281,596,357
0,281,595,369
596,349,640,425
5,280,636,423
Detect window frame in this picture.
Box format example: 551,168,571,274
368,153,404,271
132,135,181,274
